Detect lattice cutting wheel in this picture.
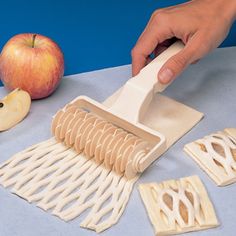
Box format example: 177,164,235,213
51,41,184,179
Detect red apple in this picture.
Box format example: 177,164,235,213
0,33,64,99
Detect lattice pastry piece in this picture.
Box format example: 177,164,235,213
184,128,236,186
139,176,219,235
0,138,137,233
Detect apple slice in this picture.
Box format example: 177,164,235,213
0,88,31,131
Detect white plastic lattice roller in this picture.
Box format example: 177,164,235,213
52,41,184,179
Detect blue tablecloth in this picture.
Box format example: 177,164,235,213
0,46,236,236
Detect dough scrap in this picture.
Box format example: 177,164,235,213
139,176,219,235
184,128,236,186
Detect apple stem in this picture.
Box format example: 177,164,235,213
32,34,37,48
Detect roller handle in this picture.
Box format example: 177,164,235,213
135,40,185,92
108,41,185,123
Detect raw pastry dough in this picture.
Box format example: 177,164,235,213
0,90,203,232
0,138,137,233
105,91,203,148
139,176,219,235
184,128,236,186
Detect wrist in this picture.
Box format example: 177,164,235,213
223,0,236,22
212,0,236,23
230,0,236,21
196,0,236,23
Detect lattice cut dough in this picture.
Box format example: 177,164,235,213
0,138,137,233
139,176,219,236
184,128,236,186
0,90,203,233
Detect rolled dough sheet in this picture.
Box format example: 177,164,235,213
104,88,203,148
184,128,236,186
139,175,219,236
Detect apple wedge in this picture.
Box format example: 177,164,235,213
0,88,31,131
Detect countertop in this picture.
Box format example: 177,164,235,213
0,46,235,236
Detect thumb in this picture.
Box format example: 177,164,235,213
158,34,206,84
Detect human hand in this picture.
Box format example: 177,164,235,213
131,0,236,84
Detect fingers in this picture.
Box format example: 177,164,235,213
158,32,209,84
131,11,173,76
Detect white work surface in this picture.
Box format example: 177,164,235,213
0,47,235,236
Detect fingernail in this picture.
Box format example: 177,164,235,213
158,68,174,84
